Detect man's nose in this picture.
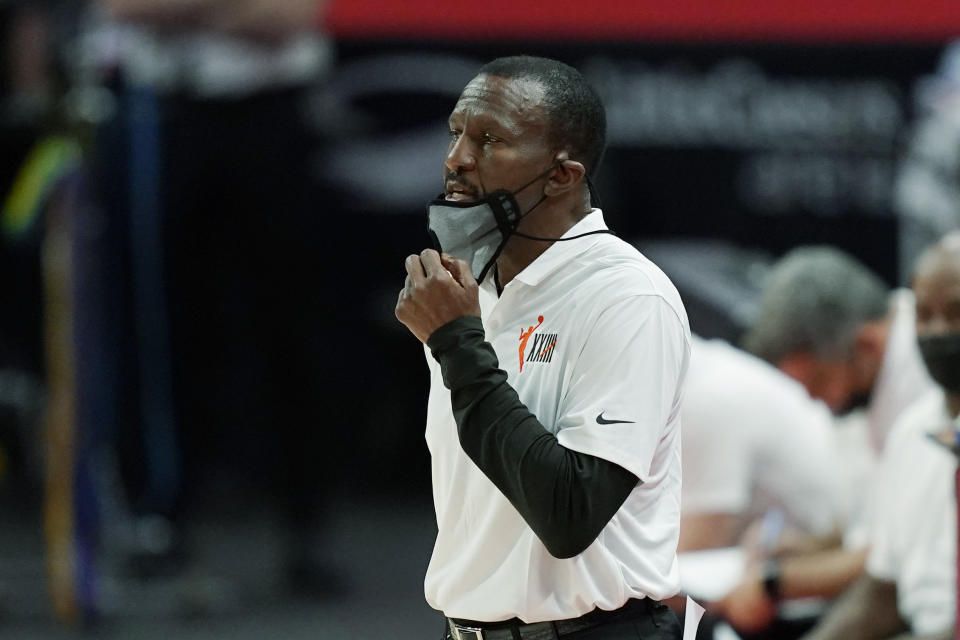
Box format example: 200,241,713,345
445,135,476,174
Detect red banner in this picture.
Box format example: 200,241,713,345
326,0,960,42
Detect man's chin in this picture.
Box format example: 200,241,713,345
835,389,872,416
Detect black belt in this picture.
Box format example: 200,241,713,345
447,598,665,640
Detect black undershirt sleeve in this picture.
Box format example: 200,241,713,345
427,315,640,559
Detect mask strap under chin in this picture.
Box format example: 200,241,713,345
479,198,614,283
510,188,614,242
511,193,548,229
512,228,616,242
476,164,588,283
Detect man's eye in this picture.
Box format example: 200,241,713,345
482,133,499,144
449,130,461,140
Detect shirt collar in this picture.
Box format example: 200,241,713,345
510,209,609,288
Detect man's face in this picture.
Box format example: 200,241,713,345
444,74,555,211
777,320,888,414
777,353,860,413
914,255,960,339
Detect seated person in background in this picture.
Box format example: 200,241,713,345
680,334,845,553
711,247,935,635
801,233,959,640
743,246,934,530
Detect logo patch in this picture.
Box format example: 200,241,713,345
596,412,634,425
518,315,557,372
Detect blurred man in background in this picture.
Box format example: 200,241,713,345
708,247,936,636
743,246,934,544
800,233,959,640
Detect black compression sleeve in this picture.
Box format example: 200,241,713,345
427,316,639,559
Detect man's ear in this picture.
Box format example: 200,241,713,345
544,153,586,197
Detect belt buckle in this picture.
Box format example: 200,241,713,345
449,621,484,640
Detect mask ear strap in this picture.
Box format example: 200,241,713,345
587,176,602,209
516,194,548,226
474,162,562,284
511,161,561,198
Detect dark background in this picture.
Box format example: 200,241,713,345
0,2,956,636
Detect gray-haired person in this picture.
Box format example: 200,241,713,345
713,246,936,634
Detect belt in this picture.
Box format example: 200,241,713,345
447,598,664,640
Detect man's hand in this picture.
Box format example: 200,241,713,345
395,250,480,343
711,568,777,634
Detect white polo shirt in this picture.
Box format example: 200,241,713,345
867,387,957,636
866,289,936,453
681,337,844,537
423,209,691,623
838,290,937,548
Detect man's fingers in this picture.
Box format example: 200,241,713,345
441,254,476,288
404,254,426,284
419,249,449,279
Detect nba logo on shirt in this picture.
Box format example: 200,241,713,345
519,315,558,372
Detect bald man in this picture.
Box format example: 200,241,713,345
801,234,960,640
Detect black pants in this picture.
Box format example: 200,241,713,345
444,600,682,640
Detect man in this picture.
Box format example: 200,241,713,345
395,56,689,639
799,233,960,640
713,247,936,635
744,246,933,455
743,247,934,542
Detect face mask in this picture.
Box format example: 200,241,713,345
427,168,610,283
918,333,960,394
427,163,557,283
427,188,524,284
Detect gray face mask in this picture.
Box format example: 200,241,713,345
427,189,524,284
427,168,610,284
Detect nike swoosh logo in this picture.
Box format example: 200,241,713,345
596,412,634,425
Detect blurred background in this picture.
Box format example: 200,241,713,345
0,0,958,638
